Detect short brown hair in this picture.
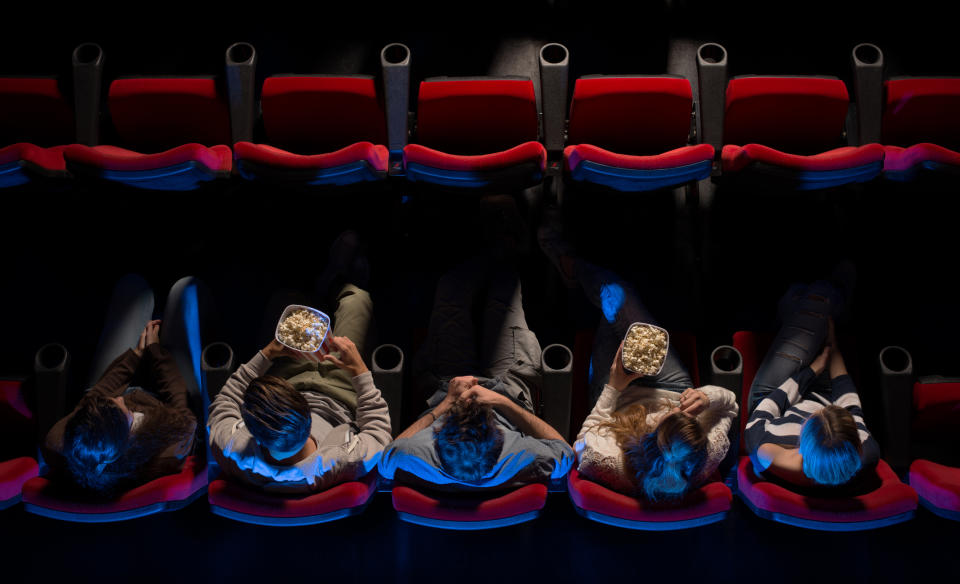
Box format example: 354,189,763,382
241,375,311,454
800,405,863,485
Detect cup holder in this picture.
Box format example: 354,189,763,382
853,43,882,66
880,346,911,374
36,343,68,371
373,344,403,371
698,43,727,65
543,344,572,371
73,43,103,66
540,43,569,65
202,342,234,370
382,43,410,66
227,42,256,65
712,346,741,373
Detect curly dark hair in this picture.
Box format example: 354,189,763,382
433,400,505,482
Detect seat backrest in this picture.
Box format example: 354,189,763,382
261,75,387,154
567,75,693,155
108,77,232,152
913,381,960,432
724,76,849,153
415,77,539,155
0,78,74,146
883,77,960,149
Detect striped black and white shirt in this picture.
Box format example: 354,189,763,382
744,368,880,473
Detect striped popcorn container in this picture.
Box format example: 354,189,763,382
275,304,332,362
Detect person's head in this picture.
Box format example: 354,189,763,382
433,399,505,481
799,405,862,485
63,395,133,494
605,404,708,501
242,375,311,462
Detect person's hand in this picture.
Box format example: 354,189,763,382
134,320,162,356
444,376,480,404
321,336,369,377
679,387,710,416
261,339,291,361
459,385,509,409
608,340,643,391
810,343,831,376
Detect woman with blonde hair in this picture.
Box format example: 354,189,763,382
539,210,737,500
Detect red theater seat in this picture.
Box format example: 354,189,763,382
567,331,732,529
732,331,916,530
207,471,378,526
235,76,389,186
403,77,546,190
64,78,232,190
563,76,714,191
909,460,960,521
22,455,206,522
720,77,883,189
0,78,73,187
391,483,547,529
881,78,960,180
1,378,38,510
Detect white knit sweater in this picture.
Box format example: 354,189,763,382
575,384,738,494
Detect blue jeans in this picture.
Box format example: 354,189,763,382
574,260,693,406
746,280,843,413
414,256,541,412
88,274,208,413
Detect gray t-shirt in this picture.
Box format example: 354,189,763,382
378,376,574,491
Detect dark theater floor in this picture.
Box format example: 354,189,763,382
2,2,959,582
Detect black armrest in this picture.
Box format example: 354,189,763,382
710,345,743,396
34,343,70,442
539,43,569,155
372,344,404,437
225,42,257,144
381,43,411,173
851,43,884,145
878,345,912,472
696,43,728,154
202,342,236,401
72,43,104,146
541,343,573,442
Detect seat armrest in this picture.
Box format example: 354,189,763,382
34,343,71,443
225,42,257,144
372,344,404,437
709,345,743,396
202,342,236,401
541,343,573,442
878,345,913,472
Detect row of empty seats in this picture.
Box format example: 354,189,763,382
3,331,957,530
2,42,958,192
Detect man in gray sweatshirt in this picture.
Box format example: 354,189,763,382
208,282,391,494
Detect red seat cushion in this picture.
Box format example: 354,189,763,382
64,144,232,173
909,460,960,513
912,381,960,434
0,143,68,172
724,77,849,153
391,483,547,522
261,76,387,153
568,469,731,522
404,141,546,172
414,78,539,154
883,78,960,149
883,144,960,173
565,143,714,172
567,76,693,154
0,457,39,502
22,455,206,514
722,144,884,173
0,77,74,146
108,78,232,152
234,141,388,172
737,457,917,523
208,472,377,518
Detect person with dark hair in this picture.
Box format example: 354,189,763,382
744,273,880,487
537,210,738,501
43,274,204,497
378,241,574,490
208,232,391,493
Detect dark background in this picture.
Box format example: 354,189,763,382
2,1,958,581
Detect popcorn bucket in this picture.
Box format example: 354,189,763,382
620,322,670,376
275,304,332,362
